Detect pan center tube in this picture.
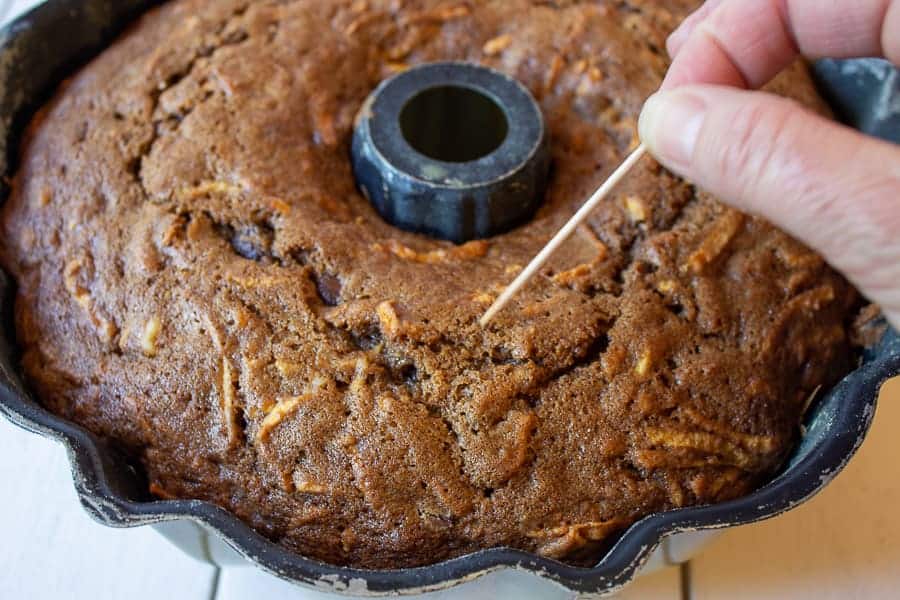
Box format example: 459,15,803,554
351,62,550,244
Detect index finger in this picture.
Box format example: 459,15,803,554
662,0,900,90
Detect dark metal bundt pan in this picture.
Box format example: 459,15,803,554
1,1,898,596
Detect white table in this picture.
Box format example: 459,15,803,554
1,1,898,598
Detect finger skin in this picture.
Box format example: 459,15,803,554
666,0,728,57
663,0,900,90
639,85,900,328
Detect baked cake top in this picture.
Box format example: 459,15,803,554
0,0,858,567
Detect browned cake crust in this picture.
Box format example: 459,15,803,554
0,0,860,568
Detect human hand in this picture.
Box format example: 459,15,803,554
638,0,900,330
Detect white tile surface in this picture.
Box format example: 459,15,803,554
1,0,40,24
215,562,682,600
0,417,217,600
691,378,900,600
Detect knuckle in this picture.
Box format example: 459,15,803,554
854,165,900,245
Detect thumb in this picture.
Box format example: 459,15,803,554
638,85,900,330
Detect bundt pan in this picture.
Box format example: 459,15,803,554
1,1,898,597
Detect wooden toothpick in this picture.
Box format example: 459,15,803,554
480,143,648,327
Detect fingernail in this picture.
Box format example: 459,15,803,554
638,91,707,169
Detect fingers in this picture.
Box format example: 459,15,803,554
639,85,900,328
663,0,796,89
666,0,727,57
663,0,900,90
